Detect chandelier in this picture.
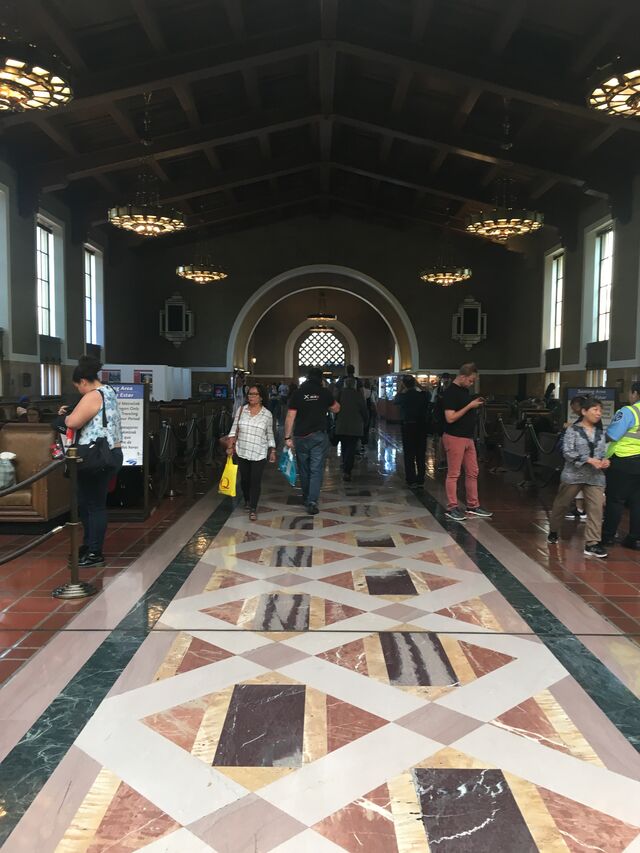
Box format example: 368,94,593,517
307,290,337,322
587,58,640,117
466,178,543,242
108,171,185,236
309,325,334,333
419,220,472,287
108,93,185,236
176,255,227,283
0,35,73,112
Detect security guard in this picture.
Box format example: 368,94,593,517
602,382,640,548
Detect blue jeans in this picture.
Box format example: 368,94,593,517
295,431,329,505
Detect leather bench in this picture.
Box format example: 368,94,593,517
0,424,70,522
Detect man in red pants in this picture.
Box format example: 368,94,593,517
441,363,493,522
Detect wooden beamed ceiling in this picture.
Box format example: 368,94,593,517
3,0,640,240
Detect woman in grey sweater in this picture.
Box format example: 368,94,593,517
336,378,368,481
548,398,610,557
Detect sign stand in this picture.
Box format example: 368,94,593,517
107,383,151,521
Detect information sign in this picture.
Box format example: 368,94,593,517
113,384,145,466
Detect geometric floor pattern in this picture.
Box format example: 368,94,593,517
40,459,640,851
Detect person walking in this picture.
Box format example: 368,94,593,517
284,367,340,515
59,356,123,568
393,375,429,490
547,397,609,557
441,363,492,521
336,377,368,481
602,382,640,548
226,384,276,521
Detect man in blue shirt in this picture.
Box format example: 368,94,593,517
602,382,640,548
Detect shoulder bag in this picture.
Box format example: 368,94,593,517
75,390,119,473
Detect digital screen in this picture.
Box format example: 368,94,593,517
214,384,228,399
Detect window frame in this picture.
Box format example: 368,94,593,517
595,227,613,343
36,222,55,337
549,252,564,350
40,362,61,397
84,246,97,345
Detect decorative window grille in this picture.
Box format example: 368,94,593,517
298,331,345,368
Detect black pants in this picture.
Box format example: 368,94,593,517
77,449,123,553
237,456,267,509
401,421,427,485
603,455,640,540
339,435,359,474
361,411,371,448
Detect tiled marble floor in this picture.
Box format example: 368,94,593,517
1,441,640,851
0,490,203,683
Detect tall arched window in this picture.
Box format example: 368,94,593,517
298,330,345,369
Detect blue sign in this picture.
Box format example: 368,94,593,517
567,387,617,427
113,384,144,400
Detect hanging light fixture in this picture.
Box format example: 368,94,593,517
466,177,543,242
176,255,227,283
108,93,185,236
419,213,472,287
309,325,334,334
587,57,640,118
0,33,73,112
307,290,337,322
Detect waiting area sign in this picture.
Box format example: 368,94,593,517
112,384,145,466
566,387,617,428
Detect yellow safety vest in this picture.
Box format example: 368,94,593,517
607,403,640,458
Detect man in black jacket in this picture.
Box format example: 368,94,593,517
393,375,429,490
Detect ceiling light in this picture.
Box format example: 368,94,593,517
176,258,227,283
466,178,543,242
0,36,73,112
307,290,337,322
587,58,640,117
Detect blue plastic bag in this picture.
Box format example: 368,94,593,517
278,447,297,487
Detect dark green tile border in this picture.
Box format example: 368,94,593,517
416,488,640,752
0,499,233,845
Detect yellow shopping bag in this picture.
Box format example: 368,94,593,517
218,456,238,497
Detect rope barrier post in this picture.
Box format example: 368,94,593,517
166,425,181,498
53,448,97,600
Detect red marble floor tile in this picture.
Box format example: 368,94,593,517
15,631,56,649
582,581,638,596
0,659,23,680
6,595,62,613
0,630,24,648
37,612,75,631
0,612,50,631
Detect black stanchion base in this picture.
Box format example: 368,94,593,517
52,582,98,600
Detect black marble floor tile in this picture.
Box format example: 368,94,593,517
252,593,310,631
380,632,457,686
287,516,313,530
356,535,395,548
414,768,537,852
274,546,313,567
365,569,417,596
214,684,305,767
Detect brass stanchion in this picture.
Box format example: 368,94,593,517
53,448,98,600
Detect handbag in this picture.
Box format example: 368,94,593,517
278,447,297,487
218,455,238,496
219,406,244,450
75,390,118,474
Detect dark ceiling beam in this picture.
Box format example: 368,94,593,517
38,109,319,190
330,193,467,233
130,0,166,52
490,0,528,55
1,35,317,129
451,87,481,132
223,0,247,40
319,0,338,208
528,125,619,200
184,188,321,229
410,0,434,44
25,0,87,70
336,40,640,134
568,7,628,77
174,82,201,128
320,0,339,39
338,115,606,195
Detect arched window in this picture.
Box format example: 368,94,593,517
298,331,345,369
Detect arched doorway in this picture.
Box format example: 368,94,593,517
228,265,418,371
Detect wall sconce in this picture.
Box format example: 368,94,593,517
386,358,393,367
250,357,257,366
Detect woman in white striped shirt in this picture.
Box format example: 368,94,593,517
227,384,276,520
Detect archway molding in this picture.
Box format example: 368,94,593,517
284,319,358,377
227,265,418,372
